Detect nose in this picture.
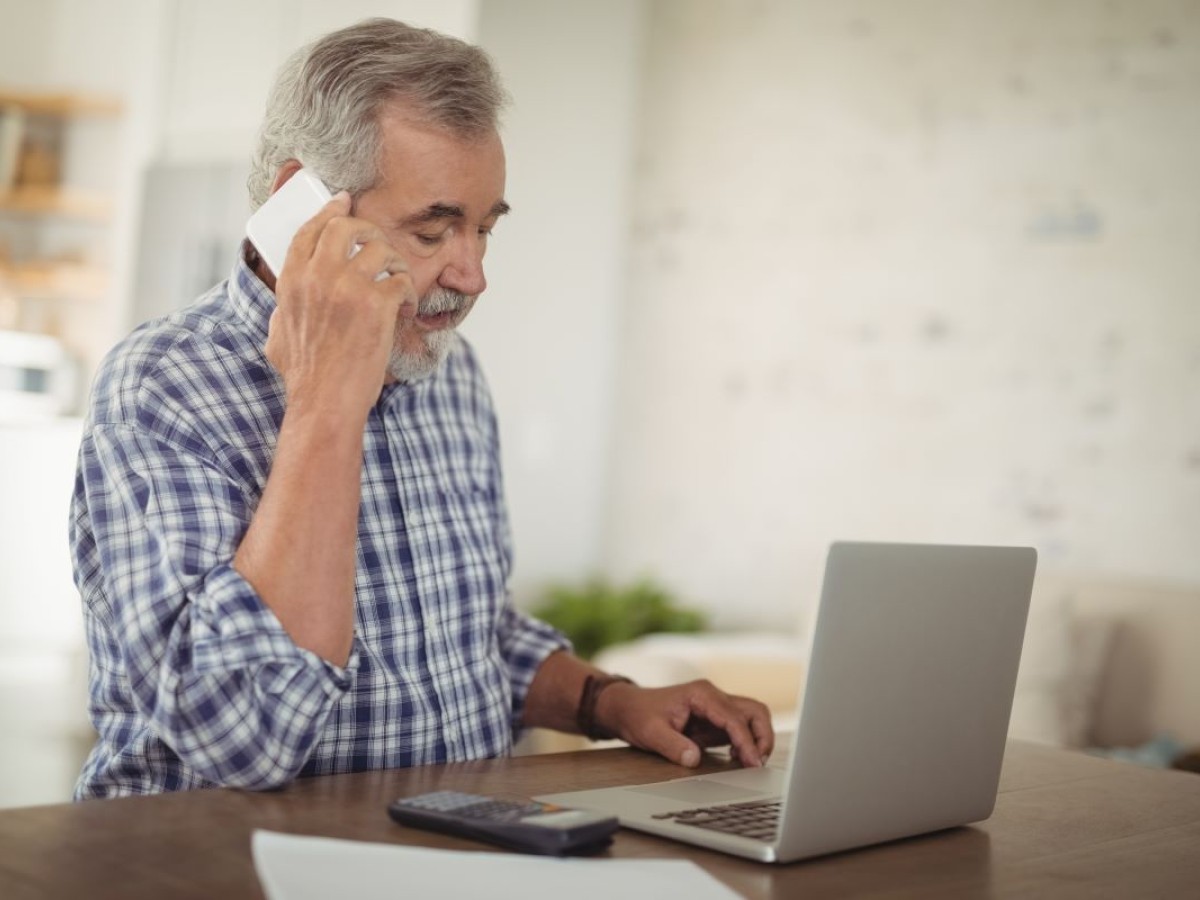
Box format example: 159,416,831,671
438,237,487,297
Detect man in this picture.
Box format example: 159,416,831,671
71,18,773,799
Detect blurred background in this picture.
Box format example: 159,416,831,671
0,0,1197,807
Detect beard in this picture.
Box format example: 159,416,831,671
386,287,476,383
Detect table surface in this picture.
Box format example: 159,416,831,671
1,739,1199,899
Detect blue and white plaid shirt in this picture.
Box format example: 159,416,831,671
71,251,568,799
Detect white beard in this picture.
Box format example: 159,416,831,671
386,287,474,382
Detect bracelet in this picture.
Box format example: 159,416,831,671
576,674,634,741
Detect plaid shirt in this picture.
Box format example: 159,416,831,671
71,252,568,798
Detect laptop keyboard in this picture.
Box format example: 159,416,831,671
651,799,782,842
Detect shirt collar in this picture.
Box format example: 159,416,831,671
227,241,277,344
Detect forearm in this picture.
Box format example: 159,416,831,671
234,400,367,665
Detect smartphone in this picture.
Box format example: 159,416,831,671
245,168,333,277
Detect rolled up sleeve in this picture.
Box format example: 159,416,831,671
496,605,570,734
81,423,356,790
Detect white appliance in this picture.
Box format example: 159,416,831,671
0,329,78,421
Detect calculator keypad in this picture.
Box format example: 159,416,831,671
399,791,545,822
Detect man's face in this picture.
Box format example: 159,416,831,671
352,107,508,381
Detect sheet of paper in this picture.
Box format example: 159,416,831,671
252,830,744,900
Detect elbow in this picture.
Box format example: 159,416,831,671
146,649,348,792
154,680,326,792
217,754,305,792
179,735,314,791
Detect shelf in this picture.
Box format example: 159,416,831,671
0,186,112,221
0,261,107,301
0,90,122,118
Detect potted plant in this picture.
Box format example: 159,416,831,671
531,577,707,660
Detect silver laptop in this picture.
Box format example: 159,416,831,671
538,542,1036,864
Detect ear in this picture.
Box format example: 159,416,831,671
269,160,304,196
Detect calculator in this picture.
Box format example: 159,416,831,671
388,790,619,856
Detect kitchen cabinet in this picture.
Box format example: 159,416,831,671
0,89,123,399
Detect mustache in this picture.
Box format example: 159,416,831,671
418,288,471,316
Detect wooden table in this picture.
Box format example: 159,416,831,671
1,740,1199,899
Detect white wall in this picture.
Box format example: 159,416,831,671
156,0,479,164
0,4,54,83
470,0,644,602
0,419,86,808
605,0,1200,629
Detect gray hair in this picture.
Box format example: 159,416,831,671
247,18,507,210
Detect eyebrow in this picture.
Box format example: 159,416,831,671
399,200,511,228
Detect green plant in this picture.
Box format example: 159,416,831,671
531,577,707,660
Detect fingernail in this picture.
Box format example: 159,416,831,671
334,190,351,204
682,747,700,767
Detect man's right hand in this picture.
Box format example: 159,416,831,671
264,191,418,418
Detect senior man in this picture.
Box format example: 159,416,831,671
71,18,772,798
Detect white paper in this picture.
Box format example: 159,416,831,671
252,830,744,900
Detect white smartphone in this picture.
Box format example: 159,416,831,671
245,168,333,277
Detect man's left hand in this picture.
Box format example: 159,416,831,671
594,680,775,768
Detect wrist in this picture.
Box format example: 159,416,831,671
283,386,372,433
577,674,635,741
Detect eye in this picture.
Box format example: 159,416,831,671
415,233,444,246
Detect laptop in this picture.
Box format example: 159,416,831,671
537,541,1036,863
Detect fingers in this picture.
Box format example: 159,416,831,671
683,716,730,747
688,684,765,768
642,718,703,768
696,696,758,772
300,216,417,320
342,239,412,292
312,215,391,275
282,191,407,295
742,698,775,760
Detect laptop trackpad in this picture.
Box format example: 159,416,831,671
629,778,765,804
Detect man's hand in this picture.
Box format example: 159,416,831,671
595,679,775,769
265,191,418,418
523,652,776,769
